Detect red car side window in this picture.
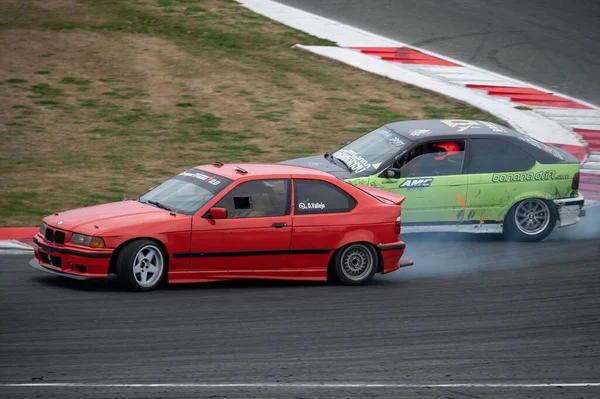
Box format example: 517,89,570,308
214,179,290,218
293,179,356,215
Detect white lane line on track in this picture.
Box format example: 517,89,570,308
3,382,600,388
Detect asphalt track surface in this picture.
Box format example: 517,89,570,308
274,0,600,106
3,4,598,399
1,206,599,399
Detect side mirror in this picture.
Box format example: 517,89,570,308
209,207,227,219
384,168,402,179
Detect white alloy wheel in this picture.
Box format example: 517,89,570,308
132,244,164,288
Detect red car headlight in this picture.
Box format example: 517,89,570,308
40,222,47,236
70,233,106,248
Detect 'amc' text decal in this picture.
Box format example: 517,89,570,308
400,178,433,189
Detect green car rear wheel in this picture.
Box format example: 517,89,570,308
504,198,558,242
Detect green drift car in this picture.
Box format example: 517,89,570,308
282,120,586,241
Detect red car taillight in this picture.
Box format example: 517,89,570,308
394,215,401,235
572,172,580,190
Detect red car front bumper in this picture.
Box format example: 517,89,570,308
31,235,113,279
378,241,413,274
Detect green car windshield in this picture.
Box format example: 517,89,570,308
332,126,410,174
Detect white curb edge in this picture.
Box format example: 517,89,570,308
237,0,598,108
294,44,584,146
0,239,34,255
236,0,600,145
237,0,600,204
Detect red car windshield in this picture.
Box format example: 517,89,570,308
138,168,233,215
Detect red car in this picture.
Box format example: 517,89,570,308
30,163,413,291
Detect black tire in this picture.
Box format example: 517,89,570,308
116,239,167,291
503,198,558,242
333,242,377,286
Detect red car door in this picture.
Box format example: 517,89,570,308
190,178,292,278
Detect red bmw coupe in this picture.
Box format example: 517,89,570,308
30,162,413,291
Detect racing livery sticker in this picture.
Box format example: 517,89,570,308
332,149,372,173
491,170,569,183
376,127,407,148
399,178,434,190
179,170,222,185
441,119,509,133
441,120,483,132
368,180,384,189
480,121,507,132
298,198,325,210
175,168,233,194
409,129,431,137
347,178,369,186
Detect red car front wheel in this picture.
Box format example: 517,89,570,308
116,239,166,291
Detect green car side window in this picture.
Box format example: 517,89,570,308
468,138,535,174
393,140,466,177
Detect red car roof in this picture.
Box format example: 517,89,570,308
193,162,334,180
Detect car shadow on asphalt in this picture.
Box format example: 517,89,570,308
402,232,505,244
31,274,336,293
163,279,330,291
32,275,123,292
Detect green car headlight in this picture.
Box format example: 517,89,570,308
40,222,47,236
70,233,106,248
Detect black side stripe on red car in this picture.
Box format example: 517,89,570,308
34,238,112,259
173,252,191,258
173,249,332,258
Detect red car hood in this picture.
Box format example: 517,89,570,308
43,200,178,236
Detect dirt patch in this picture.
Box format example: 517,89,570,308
0,0,502,226
31,0,79,11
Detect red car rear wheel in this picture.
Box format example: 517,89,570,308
334,243,377,286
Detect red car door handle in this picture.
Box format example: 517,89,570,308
272,222,287,228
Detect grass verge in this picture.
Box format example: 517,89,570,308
0,0,502,226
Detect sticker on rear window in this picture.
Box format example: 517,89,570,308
298,198,325,210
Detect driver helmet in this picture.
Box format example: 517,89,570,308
433,141,460,160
